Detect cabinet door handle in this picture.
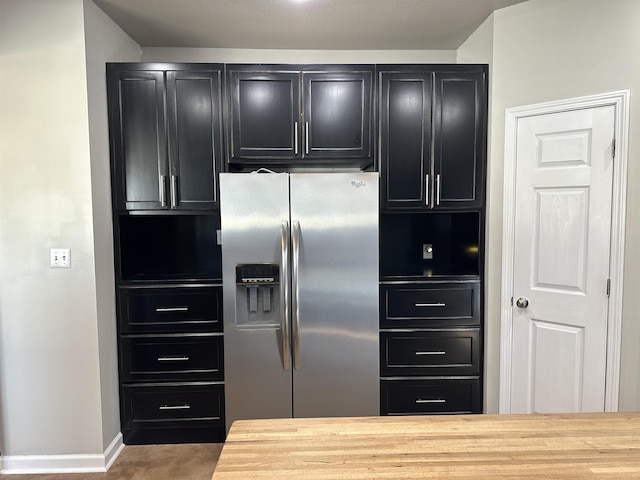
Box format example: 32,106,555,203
158,404,191,410
415,303,446,307
425,174,430,206
416,398,446,404
155,307,189,312
170,175,178,208
305,122,309,155
157,356,190,362
436,174,441,206
415,351,446,356
159,175,167,207
294,122,299,155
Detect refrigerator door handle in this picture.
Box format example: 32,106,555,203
281,221,291,371
292,220,301,370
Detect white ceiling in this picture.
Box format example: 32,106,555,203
92,0,528,50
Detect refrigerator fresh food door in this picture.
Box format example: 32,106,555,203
289,173,380,417
220,172,293,430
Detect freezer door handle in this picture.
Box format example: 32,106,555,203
281,221,291,371
292,220,301,370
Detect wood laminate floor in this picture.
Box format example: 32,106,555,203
2,443,223,480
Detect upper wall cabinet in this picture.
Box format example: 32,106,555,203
379,65,487,210
226,65,374,168
107,63,224,212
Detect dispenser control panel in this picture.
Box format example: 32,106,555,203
235,263,280,285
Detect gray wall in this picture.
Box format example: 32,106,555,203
460,0,640,413
82,0,141,450
141,47,457,64
0,0,139,460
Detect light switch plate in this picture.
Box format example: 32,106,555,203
51,248,71,268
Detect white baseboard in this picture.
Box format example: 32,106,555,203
104,432,125,470
0,433,124,475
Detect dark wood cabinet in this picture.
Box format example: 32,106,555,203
433,72,486,208
379,278,483,416
380,329,480,376
107,64,223,212
379,65,487,210
381,378,481,415
105,61,488,441
379,71,432,209
378,64,488,416
228,69,299,160
380,280,481,328
226,65,374,167
121,383,225,444
120,334,224,382
118,285,223,334
117,284,225,444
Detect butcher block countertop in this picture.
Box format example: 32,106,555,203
211,412,640,479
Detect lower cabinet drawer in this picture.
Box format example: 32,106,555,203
381,378,481,415
120,334,223,382
119,285,222,333
380,281,480,327
380,330,480,376
122,383,225,444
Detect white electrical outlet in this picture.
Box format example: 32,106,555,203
50,248,71,268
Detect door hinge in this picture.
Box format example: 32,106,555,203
606,278,611,297
612,138,616,159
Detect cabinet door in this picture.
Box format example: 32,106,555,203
167,70,223,210
379,72,432,209
433,72,486,209
228,70,300,162
302,69,373,160
108,70,168,211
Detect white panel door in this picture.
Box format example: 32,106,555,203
510,105,615,413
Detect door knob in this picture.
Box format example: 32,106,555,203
515,296,529,308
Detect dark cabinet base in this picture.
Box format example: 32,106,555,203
123,426,226,445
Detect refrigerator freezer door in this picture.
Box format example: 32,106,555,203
220,173,293,430
290,173,380,417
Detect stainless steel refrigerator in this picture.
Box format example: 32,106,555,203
220,172,379,430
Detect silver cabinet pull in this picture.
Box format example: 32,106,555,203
159,174,167,207
159,404,191,410
294,122,299,155
415,351,446,356
292,220,301,370
416,398,446,404
155,307,189,312
157,356,190,362
305,122,309,155
170,174,178,208
436,173,441,206
415,303,446,307
281,221,291,371
425,174,430,206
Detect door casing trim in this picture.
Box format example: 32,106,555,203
499,90,630,413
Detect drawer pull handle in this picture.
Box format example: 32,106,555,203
415,303,446,307
155,307,189,313
416,398,446,404
157,356,190,362
159,404,191,410
415,351,446,356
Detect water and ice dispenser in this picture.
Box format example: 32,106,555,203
235,263,281,328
